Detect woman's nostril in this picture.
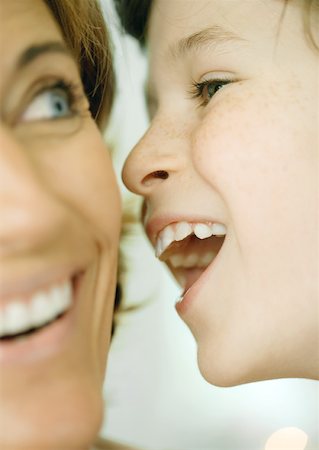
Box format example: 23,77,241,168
142,170,169,186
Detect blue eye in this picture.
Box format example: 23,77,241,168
22,83,74,122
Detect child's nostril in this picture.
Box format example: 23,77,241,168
153,170,169,179
142,170,169,186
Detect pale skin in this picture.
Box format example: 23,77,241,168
0,1,121,449
122,0,319,386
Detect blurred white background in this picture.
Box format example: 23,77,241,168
100,2,319,449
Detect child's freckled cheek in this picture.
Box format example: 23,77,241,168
191,91,262,190
191,81,303,196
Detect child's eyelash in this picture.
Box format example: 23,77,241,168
189,78,233,107
189,79,210,98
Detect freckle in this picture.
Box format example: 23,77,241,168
155,115,191,140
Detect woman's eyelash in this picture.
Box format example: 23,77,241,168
189,78,233,107
18,76,90,125
41,79,85,114
21,75,91,126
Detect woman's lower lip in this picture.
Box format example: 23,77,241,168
0,274,82,366
0,310,73,365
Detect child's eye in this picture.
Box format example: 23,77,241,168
21,81,84,123
190,78,233,107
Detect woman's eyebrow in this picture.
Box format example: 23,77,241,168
17,41,72,70
167,26,246,61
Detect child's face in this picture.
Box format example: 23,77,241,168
122,0,319,385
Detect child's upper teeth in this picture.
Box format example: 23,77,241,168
193,223,214,239
156,221,227,258
175,222,192,241
0,280,72,338
211,223,227,236
160,224,175,255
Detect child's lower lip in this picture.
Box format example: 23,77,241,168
175,270,208,316
183,268,205,292
0,274,82,366
175,242,225,317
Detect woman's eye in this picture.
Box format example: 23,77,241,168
191,78,232,107
21,86,73,122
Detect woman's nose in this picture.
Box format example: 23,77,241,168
0,126,65,256
122,117,186,196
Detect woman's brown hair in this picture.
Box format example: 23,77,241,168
45,1,123,338
45,0,115,129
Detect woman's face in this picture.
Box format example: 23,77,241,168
123,0,319,385
0,1,121,448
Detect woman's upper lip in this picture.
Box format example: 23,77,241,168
0,264,83,302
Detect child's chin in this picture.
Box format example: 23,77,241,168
199,367,249,388
196,345,265,387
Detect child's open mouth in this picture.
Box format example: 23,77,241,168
155,221,226,294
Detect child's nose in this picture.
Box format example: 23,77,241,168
122,118,186,196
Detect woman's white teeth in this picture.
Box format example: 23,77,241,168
156,221,226,258
0,281,72,338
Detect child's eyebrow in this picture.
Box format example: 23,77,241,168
167,26,246,61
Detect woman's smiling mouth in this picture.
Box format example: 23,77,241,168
0,273,82,365
0,280,72,340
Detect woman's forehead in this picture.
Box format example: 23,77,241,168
0,0,67,77
1,0,64,51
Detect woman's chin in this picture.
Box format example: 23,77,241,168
0,353,104,449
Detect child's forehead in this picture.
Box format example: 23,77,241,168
148,0,307,67
149,0,297,47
